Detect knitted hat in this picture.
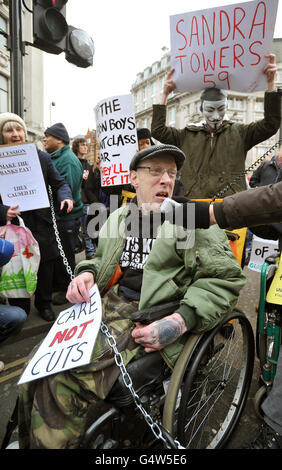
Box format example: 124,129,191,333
44,122,70,144
0,112,27,144
137,127,154,145
129,144,185,171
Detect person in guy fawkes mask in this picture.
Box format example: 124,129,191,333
151,53,281,199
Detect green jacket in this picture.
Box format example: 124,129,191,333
151,91,281,199
51,145,84,220
74,206,245,368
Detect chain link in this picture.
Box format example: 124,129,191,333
212,138,282,201
48,185,183,449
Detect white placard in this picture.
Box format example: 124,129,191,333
248,235,279,272
94,94,138,187
18,285,102,385
0,143,50,211
170,0,278,93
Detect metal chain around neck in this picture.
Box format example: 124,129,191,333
48,186,183,449
212,138,282,201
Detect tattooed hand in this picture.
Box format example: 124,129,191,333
132,313,187,353
66,272,95,304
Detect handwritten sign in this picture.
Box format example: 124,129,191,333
94,94,138,187
18,285,102,385
248,235,279,272
170,0,278,92
0,143,50,211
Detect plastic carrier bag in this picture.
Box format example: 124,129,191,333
0,216,40,298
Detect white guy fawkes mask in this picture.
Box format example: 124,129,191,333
202,99,227,131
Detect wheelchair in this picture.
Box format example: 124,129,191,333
81,308,254,450
254,251,282,417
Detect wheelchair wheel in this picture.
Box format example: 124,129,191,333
163,309,254,449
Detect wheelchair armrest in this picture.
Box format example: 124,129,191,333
265,253,280,265
131,300,180,325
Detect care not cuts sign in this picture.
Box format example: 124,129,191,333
94,94,138,187
18,285,102,385
170,0,278,92
0,143,50,211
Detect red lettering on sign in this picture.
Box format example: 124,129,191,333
249,40,262,65
78,320,94,338
175,55,187,73
249,1,266,39
49,329,68,347
202,13,215,45
65,327,77,341
233,7,246,40
219,46,230,68
190,53,200,73
233,44,245,68
189,16,200,47
176,19,187,50
202,51,216,72
219,10,231,41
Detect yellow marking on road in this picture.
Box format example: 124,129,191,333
0,357,27,384
2,357,27,371
0,368,23,384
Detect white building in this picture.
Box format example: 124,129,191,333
131,40,282,172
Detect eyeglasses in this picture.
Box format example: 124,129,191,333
137,166,177,179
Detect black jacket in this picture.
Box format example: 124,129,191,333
78,157,92,204
250,157,282,187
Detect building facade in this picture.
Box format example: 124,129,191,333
0,0,44,143
131,40,282,172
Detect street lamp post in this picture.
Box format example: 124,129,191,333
8,0,24,117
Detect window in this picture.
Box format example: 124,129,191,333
0,75,8,112
255,101,264,112
168,107,175,126
151,82,156,105
135,91,140,113
0,15,7,50
143,87,147,110
161,56,167,69
159,76,165,97
144,68,150,80
152,62,159,75
227,98,233,108
234,98,243,109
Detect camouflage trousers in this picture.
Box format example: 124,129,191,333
18,286,143,449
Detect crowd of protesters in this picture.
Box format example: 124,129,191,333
0,51,282,450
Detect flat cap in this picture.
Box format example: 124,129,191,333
129,143,185,171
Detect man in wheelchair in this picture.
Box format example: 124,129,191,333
17,144,245,449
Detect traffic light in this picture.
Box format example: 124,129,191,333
65,26,94,68
32,0,94,68
33,0,68,54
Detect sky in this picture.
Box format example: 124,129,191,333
43,0,282,137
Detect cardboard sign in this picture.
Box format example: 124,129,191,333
266,254,282,305
18,285,102,385
0,143,50,211
94,94,138,187
170,0,278,92
248,235,279,272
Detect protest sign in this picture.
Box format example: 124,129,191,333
170,0,278,92
94,94,138,187
248,235,279,272
0,143,50,211
18,285,102,385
